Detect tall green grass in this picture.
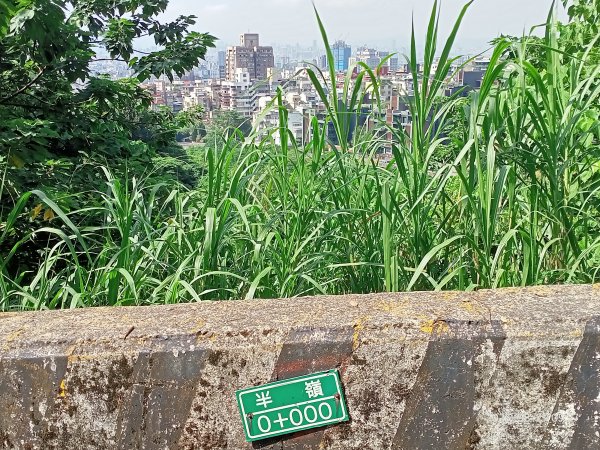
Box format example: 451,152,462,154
1,1,599,309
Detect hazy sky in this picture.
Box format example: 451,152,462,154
160,0,566,52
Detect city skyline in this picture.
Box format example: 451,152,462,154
158,0,567,53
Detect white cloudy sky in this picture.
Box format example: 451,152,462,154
159,0,566,52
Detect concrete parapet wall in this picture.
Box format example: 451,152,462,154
1,285,600,449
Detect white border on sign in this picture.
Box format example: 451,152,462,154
237,372,348,440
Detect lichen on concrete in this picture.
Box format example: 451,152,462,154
0,285,599,449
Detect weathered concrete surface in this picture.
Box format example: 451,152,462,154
0,285,599,449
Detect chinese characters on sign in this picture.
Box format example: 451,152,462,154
236,370,349,442
256,391,272,408
304,380,324,398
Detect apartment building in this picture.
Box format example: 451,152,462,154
220,69,256,118
226,33,275,81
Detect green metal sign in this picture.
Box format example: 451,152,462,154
236,369,349,442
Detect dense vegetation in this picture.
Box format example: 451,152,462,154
1,0,599,309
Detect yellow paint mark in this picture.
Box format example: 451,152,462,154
379,301,402,314
194,320,219,343
68,354,99,363
5,328,24,342
191,319,206,335
352,317,369,351
378,299,408,315
2,328,24,352
58,379,67,398
570,329,583,338
420,319,450,335
462,301,475,312
441,292,459,301
379,301,394,312
420,320,434,333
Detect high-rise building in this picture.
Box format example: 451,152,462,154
217,51,226,79
356,47,381,69
226,33,274,81
318,54,328,70
331,41,351,72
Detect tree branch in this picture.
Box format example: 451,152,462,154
0,67,47,105
91,58,127,62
